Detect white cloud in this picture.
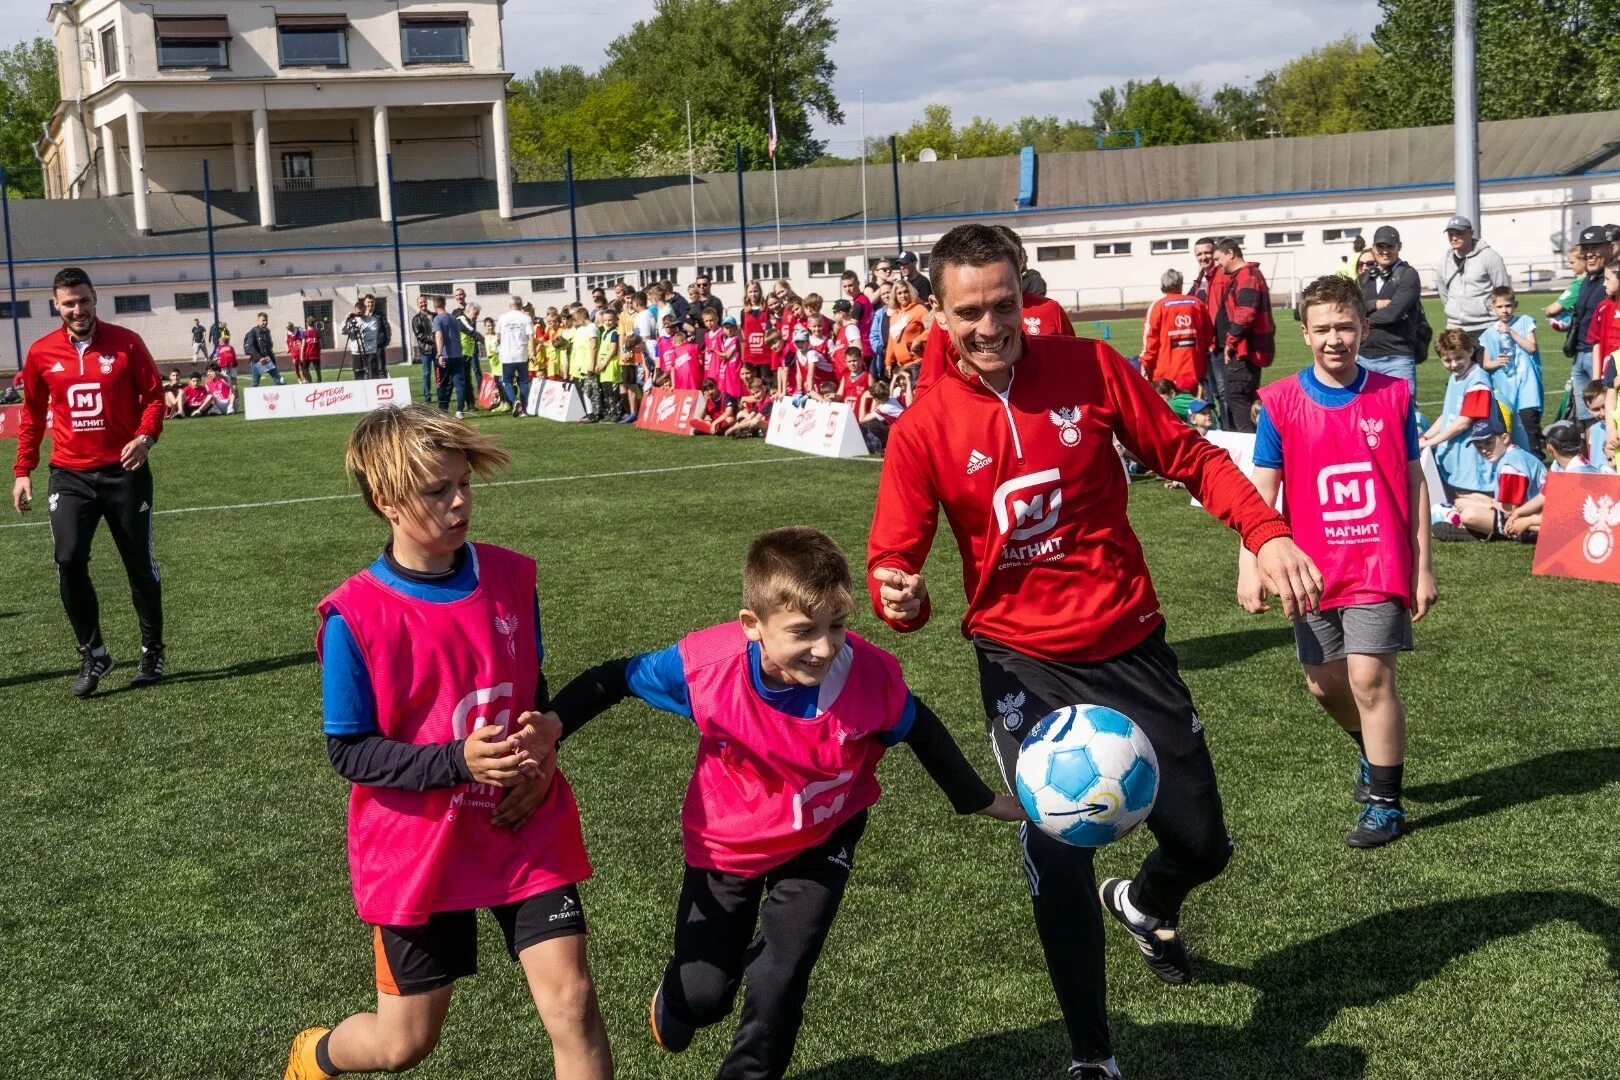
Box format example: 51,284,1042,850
0,0,1380,156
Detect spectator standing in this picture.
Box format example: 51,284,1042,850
1192,236,1227,415
190,318,208,364
412,294,436,400
665,279,690,324
430,296,468,417
867,283,892,376
286,322,307,383
1562,225,1609,422
208,318,224,359
841,270,875,360
1434,215,1510,335
244,312,284,388
1359,226,1427,393
693,275,725,322
458,302,484,397
1140,269,1212,395
885,281,927,376
359,295,390,380
1213,239,1275,432
895,251,932,304
497,296,533,416
341,301,366,378
12,267,168,696
301,315,324,383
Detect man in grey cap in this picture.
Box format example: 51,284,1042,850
1359,225,1427,390
1559,224,1610,421
895,251,932,303
1434,215,1509,335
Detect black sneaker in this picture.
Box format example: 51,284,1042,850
1353,756,1372,805
128,645,167,689
1098,877,1193,985
1069,1060,1123,1079
1345,803,1405,848
72,649,114,698
649,982,694,1053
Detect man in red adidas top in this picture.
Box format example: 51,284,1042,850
866,224,1322,1080
13,267,168,698
1140,268,1214,394
915,225,1073,394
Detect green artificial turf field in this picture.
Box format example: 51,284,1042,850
2,302,1616,1079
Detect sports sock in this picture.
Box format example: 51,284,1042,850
1119,881,1161,932
1367,763,1404,805
314,1031,342,1076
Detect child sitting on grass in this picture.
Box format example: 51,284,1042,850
284,406,610,1080
1435,411,1548,542
726,375,774,438
690,378,735,435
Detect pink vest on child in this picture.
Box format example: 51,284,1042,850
669,343,702,391
317,544,591,925
1258,370,1413,610
676,623,907,876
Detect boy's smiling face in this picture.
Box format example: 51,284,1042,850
741,603,851,689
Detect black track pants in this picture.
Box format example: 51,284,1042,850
47,464,163,652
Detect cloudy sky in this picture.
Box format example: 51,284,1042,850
3,0,1381,152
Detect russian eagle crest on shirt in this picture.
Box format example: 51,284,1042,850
1049,406,1082,447
493,612,520,658
1360,417,1384,449
1024,315,1044,336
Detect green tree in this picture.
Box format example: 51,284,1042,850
1211,77,1276,140
603,0,841,168
508,77,683,181
0,37,59,198
1370,0,1620,129
1111,79,1220,147
1270,35,1380,136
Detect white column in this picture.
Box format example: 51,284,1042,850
252,107,276,230
127,109,150,233
373,105,393,223
62,111,86,197
491,97,513,220
357,115,376,188
232,116,251,193
100,124,120,197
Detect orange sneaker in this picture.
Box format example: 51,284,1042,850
283,1027,335,1080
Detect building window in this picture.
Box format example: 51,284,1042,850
418,282,453,297
474,280,510,296
584,273,625,292
277,17,349,67
1093,242,1131,258
808,258,846,277
280,152,314,191
401,16,468,64
99,25,119,77
232,289,269,307
1036,245,1076,262
0,301,30,319
1150,238,1189,255
155,17,231,69
698,264,735,284
530,277,565,293
750,262,786,281
1322,227,1362,243
174,292,211,311
1264,230,1304,248
114,295,152,314
639,267,679,287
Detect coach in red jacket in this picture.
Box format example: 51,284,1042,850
866,224,1321,1080
13,267,168,698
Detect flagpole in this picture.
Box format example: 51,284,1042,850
687,99,699,280
770,94,783,273
860,91,869,271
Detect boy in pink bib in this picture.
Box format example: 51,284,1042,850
285,406,611,1080
548,526,1022,1080
1238,276,1438,848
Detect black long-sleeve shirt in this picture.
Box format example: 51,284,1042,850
549,654,996,816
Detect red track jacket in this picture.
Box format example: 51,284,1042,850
14,321,165,476
867,334,1291,663
1140,293,1213,391
915,293,1073,394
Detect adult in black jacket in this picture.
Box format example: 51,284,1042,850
1563,225,1609,421
1358,226,1424,392
411,295,436,398
243,312,284,387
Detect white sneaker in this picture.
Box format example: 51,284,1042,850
455,411,464,419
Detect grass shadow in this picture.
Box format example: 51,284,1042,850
800,890,1620,1080
94,650,317,697
0,666,79,691
1405,748,1620,834
1171,626,1295,670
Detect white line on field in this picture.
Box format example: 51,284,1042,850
0,455,846,531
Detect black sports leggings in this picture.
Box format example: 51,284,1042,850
48,464,164,652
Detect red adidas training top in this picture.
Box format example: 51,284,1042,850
914,293,1073,394
14,321,165,477
867,333,1291,663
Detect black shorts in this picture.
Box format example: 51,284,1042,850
372,883,586,996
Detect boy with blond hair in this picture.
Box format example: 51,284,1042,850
547,526,1022,1080
1239,275,1437,847
284,406,611,1080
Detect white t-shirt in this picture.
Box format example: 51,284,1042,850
496,310,533,366
634,309,658,361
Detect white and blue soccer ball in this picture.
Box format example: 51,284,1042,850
1015,704,1159,847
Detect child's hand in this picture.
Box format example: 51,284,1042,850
1411,565,1438,621
463,725,525,788
979,793,1029,823
491,765,552,830
1236,564,1270,614
511,711,562,769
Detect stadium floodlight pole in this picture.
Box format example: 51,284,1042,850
1453,0,1481,232
387,152,410,366
1,166,22,371
860,92,869,270
565,149,582,304
735,143,749,285
203,158,221,355
687,99,699,280
890,135,903,257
